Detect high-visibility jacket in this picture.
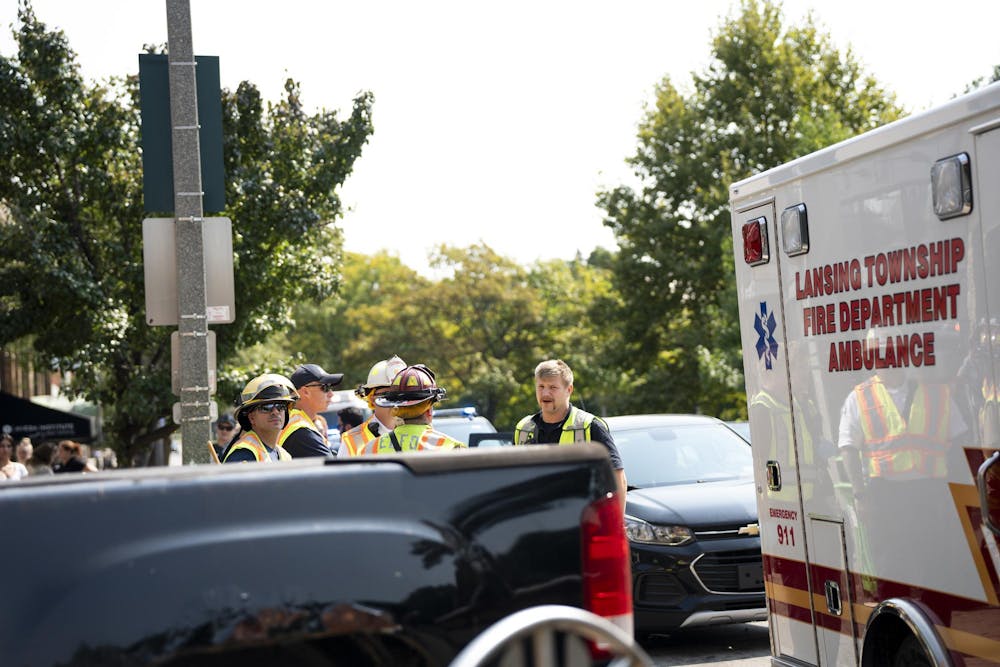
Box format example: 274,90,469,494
359,423,466,454
278,408,325,448
222,431,292,463
340,418,380,457
514,406,598,445
855,377,949,479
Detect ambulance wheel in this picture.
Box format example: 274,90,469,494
892,635,931,667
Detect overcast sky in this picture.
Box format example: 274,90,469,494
3,1,999,270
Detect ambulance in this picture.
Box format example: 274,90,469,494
731,83,1000,666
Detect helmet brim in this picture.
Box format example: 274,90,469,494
374,388,444,407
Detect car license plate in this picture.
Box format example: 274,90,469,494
738,562,764,590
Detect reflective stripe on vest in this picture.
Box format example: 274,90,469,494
363,424,465,454
223,431,291,463
278,408,322,448
340,418,379,456
514,406,594,445
855,378,949,478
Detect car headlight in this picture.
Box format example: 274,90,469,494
624,515,694,546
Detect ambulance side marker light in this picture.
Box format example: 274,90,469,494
781,203,809,256
931,152,972,220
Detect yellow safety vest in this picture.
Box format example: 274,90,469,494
222,431,292,463
855,377,949,479
340,418,380,457
360,424,466,454
514,406,596,445
278,407,325,448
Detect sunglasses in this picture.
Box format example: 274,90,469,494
217,425,234,432
254,402,288,414
303,382,336,392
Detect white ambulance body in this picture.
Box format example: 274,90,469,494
731,83,1000,666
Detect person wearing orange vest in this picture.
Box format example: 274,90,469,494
339,355,407,457
279,363,344,458
223,374,297,463
838,371,966,491
357,364,466,454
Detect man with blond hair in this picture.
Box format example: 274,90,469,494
514,359,626,505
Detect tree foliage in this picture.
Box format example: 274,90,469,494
270,245,618,430
598,0,902,419
0,3,373,463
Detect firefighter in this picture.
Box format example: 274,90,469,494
279,363,344,458
223,374,297,463
513,359,626,506
837,327,968,492
357,364,466,454
339,355,407,457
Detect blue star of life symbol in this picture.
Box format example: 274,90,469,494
754,301,779,370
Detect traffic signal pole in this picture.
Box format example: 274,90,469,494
166,0,212,463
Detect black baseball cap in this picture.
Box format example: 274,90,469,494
216,413,236,427
290,363,344,390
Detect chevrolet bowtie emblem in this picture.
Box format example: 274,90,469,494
739,523,760,536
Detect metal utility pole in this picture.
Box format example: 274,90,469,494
167,0,212,463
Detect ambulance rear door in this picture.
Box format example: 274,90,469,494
733,198,818,665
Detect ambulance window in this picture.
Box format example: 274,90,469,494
931,153,972,220
781,203,809,256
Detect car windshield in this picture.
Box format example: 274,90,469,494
615,422,753,488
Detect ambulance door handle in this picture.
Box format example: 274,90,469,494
766,460,782,491
824,580,842,616
978,450,1000,536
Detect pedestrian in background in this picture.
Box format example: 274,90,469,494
340,355,407,457
279,363,344,458
359,364,466,454
223,374,297,463
0,434,28,480
52,440,95,473
212,413,237,462
25,442,55,476
513,359,626,506
337,407,364,434
15,437,32,466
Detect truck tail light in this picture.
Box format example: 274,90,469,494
580,491,633,638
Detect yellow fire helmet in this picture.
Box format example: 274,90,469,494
235,373,298,431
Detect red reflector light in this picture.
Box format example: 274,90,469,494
742,217,769,266
580,492,632,622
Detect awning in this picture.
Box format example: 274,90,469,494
0,391,93,442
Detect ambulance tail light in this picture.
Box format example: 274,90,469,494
742,217,769,266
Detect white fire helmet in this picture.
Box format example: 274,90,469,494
355,355,407,399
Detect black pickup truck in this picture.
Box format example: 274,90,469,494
2,444,630,666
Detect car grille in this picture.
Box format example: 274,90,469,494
691,549,764,594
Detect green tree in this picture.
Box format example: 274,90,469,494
964,64,1000,94
598,0,901,419
278,250,430,391
0,4,373,463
